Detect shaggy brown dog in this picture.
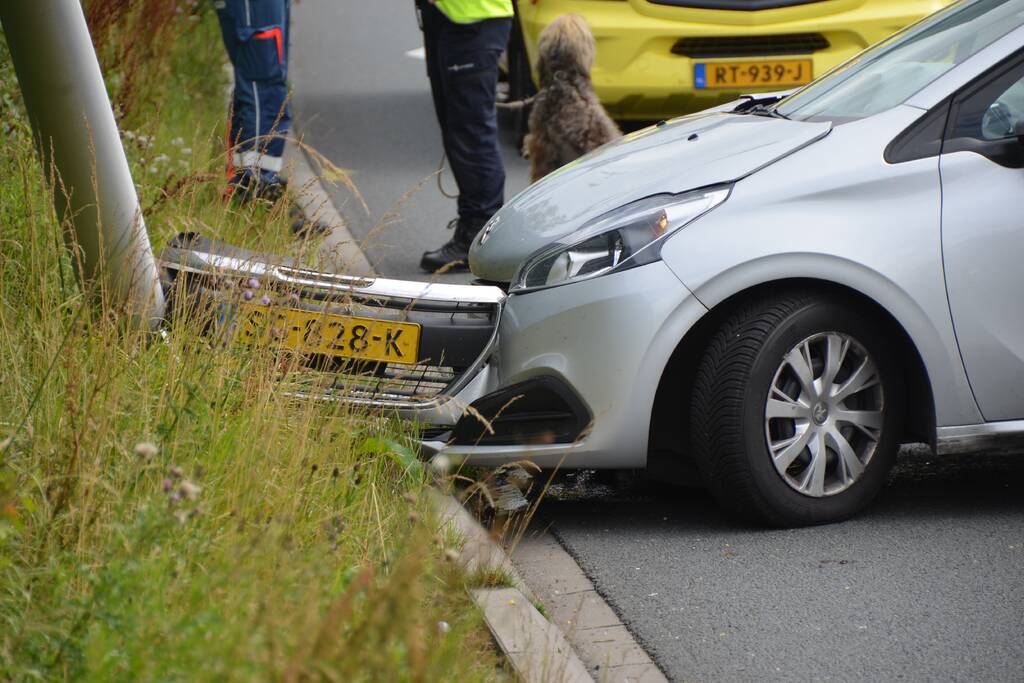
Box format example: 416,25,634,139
526,14,621,182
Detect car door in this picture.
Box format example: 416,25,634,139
940,53,1024,421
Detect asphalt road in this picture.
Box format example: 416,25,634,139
290,0,529,282
540,448,1024,682
289,5,1024,682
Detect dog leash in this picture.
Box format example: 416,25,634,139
436,152,459,199
495,94,537,110
436,94,537,200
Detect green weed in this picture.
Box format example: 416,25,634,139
0,8,505,682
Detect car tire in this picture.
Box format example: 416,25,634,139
690,291,902,527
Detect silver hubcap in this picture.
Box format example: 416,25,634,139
764,332,884,498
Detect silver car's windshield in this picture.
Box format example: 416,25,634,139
775,0,1024,123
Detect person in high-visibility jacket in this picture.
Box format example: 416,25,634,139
417,0,513,273
216,0,291,202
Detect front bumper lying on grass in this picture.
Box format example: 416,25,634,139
159,234,504,429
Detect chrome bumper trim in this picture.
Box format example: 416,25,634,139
166,250,506,305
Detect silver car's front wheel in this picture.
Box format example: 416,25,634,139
765,333,884,498
691,292,901,527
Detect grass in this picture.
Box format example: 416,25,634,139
0,5,508,681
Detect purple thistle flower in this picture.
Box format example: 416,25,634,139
243,290,254,301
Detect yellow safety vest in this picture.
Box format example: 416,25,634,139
435,0,513,24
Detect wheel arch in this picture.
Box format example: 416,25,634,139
649,278,937,471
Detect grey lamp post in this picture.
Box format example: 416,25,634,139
1,0,165,328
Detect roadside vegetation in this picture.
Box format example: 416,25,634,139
0,3,505,680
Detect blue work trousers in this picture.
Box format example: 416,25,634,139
420,2,511,222
216,0,291,175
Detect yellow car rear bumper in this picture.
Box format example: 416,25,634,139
517,0,952,119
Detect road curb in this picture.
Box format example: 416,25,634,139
431,492,537,603
431,492,595,683
474,587,594,683
513,523,669,683
286,140,594,680
287,127,631,683
224,56,374,279
285,65,599,681
284,138,376,278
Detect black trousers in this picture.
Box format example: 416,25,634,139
420,2,511,223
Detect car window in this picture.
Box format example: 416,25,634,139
941,55,1024,167
980,78,1024,139
950,61,1024,141
775,0,1024,124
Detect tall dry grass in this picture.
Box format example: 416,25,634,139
0,7,508,681
84,0,195,118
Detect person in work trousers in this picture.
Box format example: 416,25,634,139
418,0,513,272
216,0,291,202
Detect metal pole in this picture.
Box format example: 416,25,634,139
1,0,165,328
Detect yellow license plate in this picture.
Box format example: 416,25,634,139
237,305,421,365
695,59,813,90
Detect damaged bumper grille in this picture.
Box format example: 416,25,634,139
159,234,503,416
284,362,459,404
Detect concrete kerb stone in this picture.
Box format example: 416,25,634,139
282,112,597,683
431,492,595,683
430,491,538,604
282,136,376,278
474,587,594,683
512,523,669,683
222,56,373,278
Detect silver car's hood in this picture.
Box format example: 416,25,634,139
469,112,832,282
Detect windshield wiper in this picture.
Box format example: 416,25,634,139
746,103,790,120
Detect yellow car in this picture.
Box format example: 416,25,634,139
507,0,955,120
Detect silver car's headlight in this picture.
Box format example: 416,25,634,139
511,186,731,292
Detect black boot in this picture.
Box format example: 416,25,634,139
289,205,331,238
228,168,288,205
420,216,486,273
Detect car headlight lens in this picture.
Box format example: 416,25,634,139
511,186,731,292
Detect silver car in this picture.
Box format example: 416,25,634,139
165,0,1023,526
435,0,1024,526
